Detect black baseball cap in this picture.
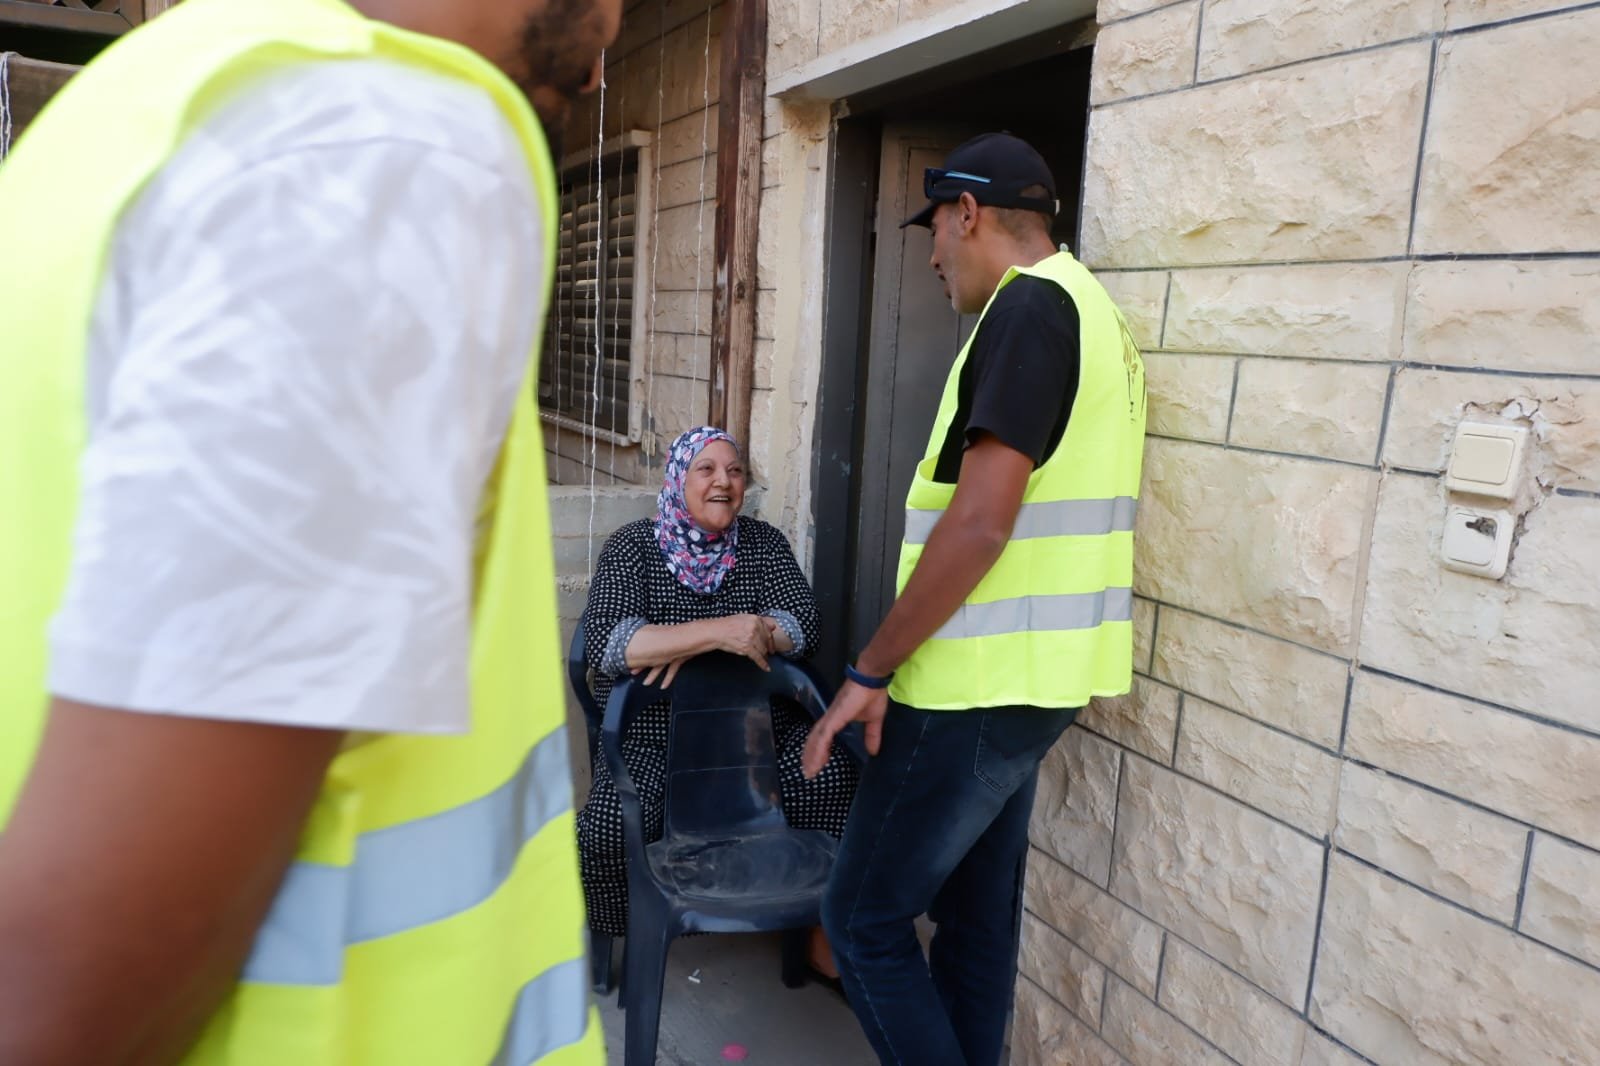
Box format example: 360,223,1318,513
901,132,1059,229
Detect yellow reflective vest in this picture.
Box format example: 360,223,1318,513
0,0,602,1062
889,251,1147,711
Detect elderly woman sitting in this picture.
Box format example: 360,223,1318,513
575,426,859,962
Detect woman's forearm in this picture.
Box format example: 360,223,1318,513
623,619,728,669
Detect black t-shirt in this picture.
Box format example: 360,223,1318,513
931,275,1081,483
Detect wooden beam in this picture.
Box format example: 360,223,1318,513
0,1,133,35
2,56,80,149
707,0,764,454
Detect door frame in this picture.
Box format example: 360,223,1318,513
810,27,1095,679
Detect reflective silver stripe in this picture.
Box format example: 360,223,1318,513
490,958,592,1066
932,587,1134,640
243,728,575,986
903,496,1137,545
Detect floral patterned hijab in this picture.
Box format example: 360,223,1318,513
655,426,741,594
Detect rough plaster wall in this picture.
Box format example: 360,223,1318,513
1017,2,1600,1064
748,96,833,564
545,0,724,487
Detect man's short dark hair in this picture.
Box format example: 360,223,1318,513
991,184,1053,238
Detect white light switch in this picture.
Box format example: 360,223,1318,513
1444,422,1527,500
1441,505,1514,579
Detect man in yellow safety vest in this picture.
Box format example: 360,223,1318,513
0,1,619,1063
804,132,1147,1066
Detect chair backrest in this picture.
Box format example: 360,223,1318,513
566,619,604,751
601,653,831,849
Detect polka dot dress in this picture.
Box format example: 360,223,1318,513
575,515,860,937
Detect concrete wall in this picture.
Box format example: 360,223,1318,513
1015,3,1600,1064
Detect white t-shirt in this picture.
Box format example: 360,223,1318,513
46,59,545,735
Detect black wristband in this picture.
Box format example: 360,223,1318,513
844,663,893,689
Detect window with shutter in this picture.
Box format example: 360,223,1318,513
540,135,651,440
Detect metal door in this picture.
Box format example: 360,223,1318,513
847,123,980,651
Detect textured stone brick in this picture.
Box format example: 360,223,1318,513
548,485,657,537
1176,699,1341,836
1145,353,1234,443
652,201,717,293
1359,476,1600,734
1521,834,1600,969
1298,1031,1368,1066
1137,440,1375,652
1101,978,1232,1066
655,154,714,210
1082,47,1429,266
1019,912,1107,1030
1403,260,1600,377
1313,856,1600,1065
755,288,777,341
1032,727,1121,888
1013,978,1126,1066
897,0,975,20
760,133,782,190
1027,847,1165,997
650,290,714,336
1110,759,1324,1006
1335,763,1528,922
767,0,819,76
656,107,719,168
1345,672,1600,850
636,11,722,121
647,332,711,379
1443,0,1585,29
1199,0,1440,80
1100,0,1187,22
1414,9,1600,254
1229,358,1390,465
1153,606,1349,747
752,338,777,391
1381,369,1600,494
647,374,710,441
1097,269,1170,350
1133,595,1157,673
1165,263,1407,362
1080,676,1181,764
816,0,896,56
1159,937,1309,1066
1090,1,1199,104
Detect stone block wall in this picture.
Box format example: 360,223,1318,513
546,0,725,487
1019,2,1600,1064
548,484,657,795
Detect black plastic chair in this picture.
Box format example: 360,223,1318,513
565,620,620,996
602,651,853,1066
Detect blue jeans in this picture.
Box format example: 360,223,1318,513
821,701,1078,1066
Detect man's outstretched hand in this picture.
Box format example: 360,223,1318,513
802,679,888,778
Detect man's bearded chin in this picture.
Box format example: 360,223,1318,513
517,10,603,129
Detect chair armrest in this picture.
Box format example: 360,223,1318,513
600,675,655,867
774,659,870,768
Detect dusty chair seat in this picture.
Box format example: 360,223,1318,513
647,827,837,913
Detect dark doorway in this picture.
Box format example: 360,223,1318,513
810,36,1095,680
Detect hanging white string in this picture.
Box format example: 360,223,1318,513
644,0,667,472
586,50,607,575
691,6,712,404
606,78,624,482
0,53,14,161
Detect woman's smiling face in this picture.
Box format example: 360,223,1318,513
683,440,745,534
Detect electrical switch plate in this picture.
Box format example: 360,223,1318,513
1444,422,1527,500
1441,505,1514,579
